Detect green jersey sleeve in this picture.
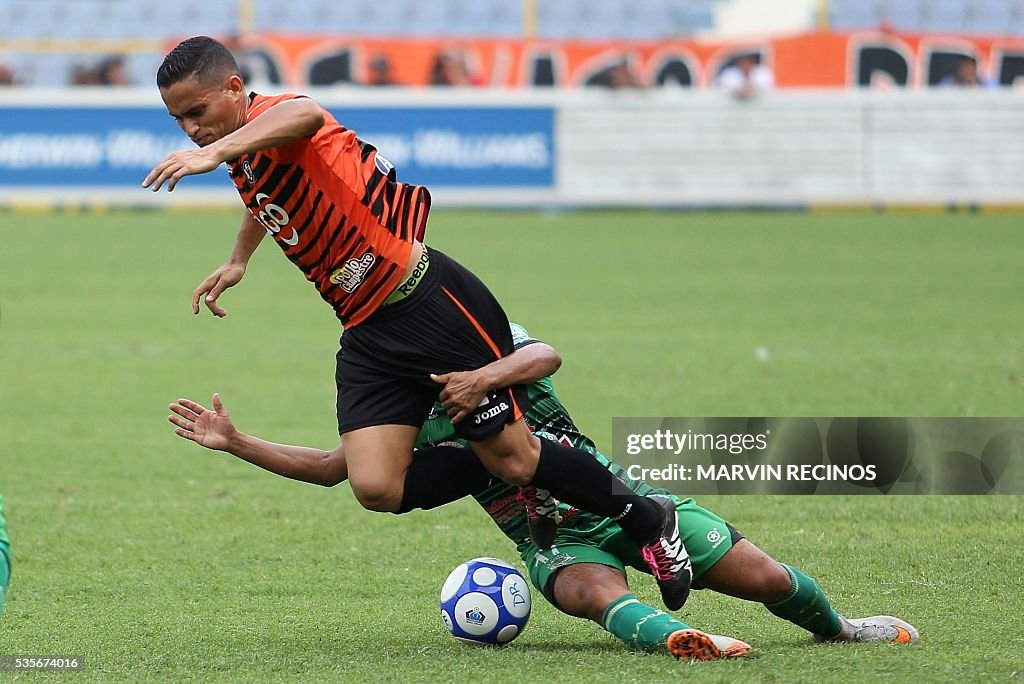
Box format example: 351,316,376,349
510,322,537,349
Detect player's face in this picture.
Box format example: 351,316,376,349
160,74,247,147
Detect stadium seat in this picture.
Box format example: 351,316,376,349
830,0,890,30
920,0,970,32
537,2,581,38
967,0,1013,34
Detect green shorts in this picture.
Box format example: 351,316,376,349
522,497,741,606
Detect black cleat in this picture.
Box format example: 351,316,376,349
517,486,560,549
640,495,693,611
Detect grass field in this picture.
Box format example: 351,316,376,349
2,209,1022,682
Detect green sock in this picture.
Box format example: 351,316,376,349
601,593,692,652
765,564,842,638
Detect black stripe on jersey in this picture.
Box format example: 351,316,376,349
331,222,362,263
391,187,414,238
318,216,352,265
369,183,387,218
293,189,323,236
355,260,398,303
291,214,336,276
283,178,312,231
292,204,336,263
275,166,304,208
251,154,273,178
255,161,292,198
363,169,386,207
358,139,377,162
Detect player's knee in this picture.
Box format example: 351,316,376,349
755,562,794,603
562,586,599,621
553,565,626,623
472,430,540,486
349,480,402,513
487,457,536,487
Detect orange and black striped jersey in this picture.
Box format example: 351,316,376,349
227,93,431,327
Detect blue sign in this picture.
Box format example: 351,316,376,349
335,107,554,187
0,104,554,189
0,105,221,187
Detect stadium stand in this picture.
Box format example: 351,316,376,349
0,0,724,41
0,0,731,85
1,0,1020,86
828,0,1024,34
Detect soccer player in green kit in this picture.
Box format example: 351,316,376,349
0,494,10,617
169,324,919,659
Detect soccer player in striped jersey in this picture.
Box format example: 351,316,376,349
168,323,919,657
144,36,692,610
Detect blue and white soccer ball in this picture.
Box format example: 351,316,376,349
439,557,532,646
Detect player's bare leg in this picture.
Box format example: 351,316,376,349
695,539,793,603
340,424,420,512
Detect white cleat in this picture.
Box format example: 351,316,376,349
847,615,920,643
818,615,919,644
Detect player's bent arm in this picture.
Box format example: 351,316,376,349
479,342,561,389
168,396,347,486
432,342,561,422
227,211,267,266
193,212,266,315
204,98,324,164
227,434,347,487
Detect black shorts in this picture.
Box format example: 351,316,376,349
336,247,529,440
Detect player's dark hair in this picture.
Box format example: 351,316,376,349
157,36,240,89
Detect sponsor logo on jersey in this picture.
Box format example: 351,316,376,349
252,192,298,246
707,528,726,549
374,153,394,176
242,160,256,184
330,252,375,293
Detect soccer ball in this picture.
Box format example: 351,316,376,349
439,557,532,646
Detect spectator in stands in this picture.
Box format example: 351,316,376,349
588,59,644,89
365,53,397,87
70,64,101,86
97,56,131,86
939,56,997,89
430,50,484,87
0,64,15,86
717,54,774,100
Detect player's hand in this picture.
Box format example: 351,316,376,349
168,394,237,451
193,263,245,317
142,148,222,192
430,370,492,424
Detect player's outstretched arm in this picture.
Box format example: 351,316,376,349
430,342,561,423
168,394,347,487
143,98,324,192
193,212,266,316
